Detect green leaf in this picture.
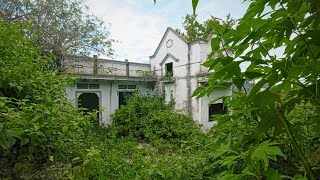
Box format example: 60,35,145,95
0,136,16,149
232,78,245,90
62,126,68,133
20,138,30,146
192,0,199,15
211,37,220,51
251,141,285,170
6,129,21,139
245,71,264,79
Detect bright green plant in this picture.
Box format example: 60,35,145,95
0,20,90,178
192,0,320,179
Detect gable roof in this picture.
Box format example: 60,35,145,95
149,27,188,59
159,53,179,66
149,27,211,59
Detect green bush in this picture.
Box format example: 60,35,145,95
112,94,200,144
0,20,90,178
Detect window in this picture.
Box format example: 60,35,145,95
165,62,173,77
77,83,100,89
89,84,100,89
127,85,137,89
118,85,127,89
118,85,136,90
209,103,227,121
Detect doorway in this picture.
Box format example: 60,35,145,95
78,92,100,125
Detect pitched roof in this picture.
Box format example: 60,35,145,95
149,27,188,59
149,27,210,59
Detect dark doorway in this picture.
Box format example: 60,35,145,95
209,103,227,121
119,92,133,108
78,93,99,125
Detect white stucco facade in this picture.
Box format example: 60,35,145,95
63,27,232,130
150,27,232,130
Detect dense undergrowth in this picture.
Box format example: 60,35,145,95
2,0,320,178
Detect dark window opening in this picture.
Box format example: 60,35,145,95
209,103,227,121
77,84,88,89
165,62,173,77
119,92,133,108
89,84,100,89
77,83,100,89
118,85,127,89
127,85,136,89
78,93,99,126
118,85,137,90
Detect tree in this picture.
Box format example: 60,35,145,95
176,13,236,42
0,19,90,156
193,0,320,179
0,0,114,66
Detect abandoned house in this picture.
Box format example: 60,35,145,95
63,27,232,130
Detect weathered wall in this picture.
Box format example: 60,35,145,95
66,80,153,125
150,28,233,130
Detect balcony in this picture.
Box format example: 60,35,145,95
62,55,155,81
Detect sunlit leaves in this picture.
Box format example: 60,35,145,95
192,0,199,15
193,0,320,178
251,141,285,170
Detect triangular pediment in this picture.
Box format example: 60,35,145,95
150,27,188,59
159,53,179,66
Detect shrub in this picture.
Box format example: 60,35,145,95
0,20,90,178
112,93,200,144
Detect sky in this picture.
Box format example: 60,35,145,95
86,0,250,63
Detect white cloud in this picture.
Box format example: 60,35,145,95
87,0,167,63
86,0,249,63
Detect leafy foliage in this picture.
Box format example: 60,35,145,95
176,13,236,42
112,94,200,144
0,20,90,178
0,0,114,60
193,0,320,179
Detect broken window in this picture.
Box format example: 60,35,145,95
209,103,227,121
165,62,173,77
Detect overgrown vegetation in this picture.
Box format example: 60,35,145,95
112,94,200,145
0,20,90,178
191,0,320,179
1,0,320,179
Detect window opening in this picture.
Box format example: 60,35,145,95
118,85,127,89
77,84,88,89
209,103,227,121
118,85,137,89
77,83,100,89
127,85,136,89
89,84,100,89
165,62,173,77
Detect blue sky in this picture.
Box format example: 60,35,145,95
87,0,249,63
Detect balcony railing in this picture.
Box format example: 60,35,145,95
62,55,154,79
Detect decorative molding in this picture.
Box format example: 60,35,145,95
166,39,173,48
159,53,179,66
